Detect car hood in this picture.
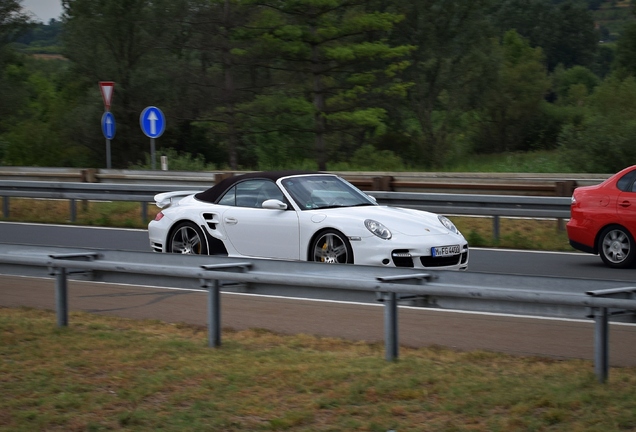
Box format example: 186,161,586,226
316,205,454,236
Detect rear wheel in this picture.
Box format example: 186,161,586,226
598,226,635,268
168,222,208,255
310,229,353,264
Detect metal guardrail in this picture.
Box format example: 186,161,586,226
370,191,571,218
0,180,184,223
0,167,609,194
0,243,634,383
0,180,572,240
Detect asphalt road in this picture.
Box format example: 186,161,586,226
0,221,633,282
1,222,635,368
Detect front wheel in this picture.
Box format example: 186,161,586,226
310,229,353,264
168,222,208,255
598,226,635,268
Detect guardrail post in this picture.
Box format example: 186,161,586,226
376,273,435,362
48,252,99,327
493,216,500,243
383,292,398,361
372,176,394,191
200,262,253,348
2,196,8,218
594,307,609,384
141,202,148,223
69,199,77,223
202,279,221,348
555,181,576,231
586,287,636,384
54,267,69,327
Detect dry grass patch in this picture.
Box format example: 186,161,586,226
452,216,573,251
2,198,159,228
2,307,636,431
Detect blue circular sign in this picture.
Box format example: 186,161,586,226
101,112,116,140
140,106,166,138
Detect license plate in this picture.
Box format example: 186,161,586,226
432,244,460,257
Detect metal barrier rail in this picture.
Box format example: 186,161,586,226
0,180,572,240
0,243,633,383
371,191,571,218
0,167,609,194
0,180,184,223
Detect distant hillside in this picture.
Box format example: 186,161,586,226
592,0,635,41
12,19,62,55
11,1,636,56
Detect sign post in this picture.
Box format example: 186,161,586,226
101,112,116,169
140,106,166,170
99,81,115,168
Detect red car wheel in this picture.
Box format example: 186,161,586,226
597,225,636,268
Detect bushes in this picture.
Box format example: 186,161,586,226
558,76,636,172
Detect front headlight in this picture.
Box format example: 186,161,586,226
438,215,459,235
365,219,392,239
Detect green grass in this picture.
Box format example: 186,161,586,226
441,150,575,173
2,307,635,431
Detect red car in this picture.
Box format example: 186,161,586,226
567,165,636,268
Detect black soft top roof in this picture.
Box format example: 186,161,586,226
194,170,322,203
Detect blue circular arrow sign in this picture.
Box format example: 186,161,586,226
140,106,166,138
101,112,116,140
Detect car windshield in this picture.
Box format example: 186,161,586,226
281,175,377,210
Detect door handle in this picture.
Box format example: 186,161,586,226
619,201,631,208
224,217,238,225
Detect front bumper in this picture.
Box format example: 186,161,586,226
350,234,469,270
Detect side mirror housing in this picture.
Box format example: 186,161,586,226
262,199,288,210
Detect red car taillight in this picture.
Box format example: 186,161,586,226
154,211,164,221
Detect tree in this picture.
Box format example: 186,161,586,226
493,0,598,71
14,19,63,52
552,65,599,105
614,22,636,77
250,0,412,170
559,76,636,172
475,30,551,153
0,0,33,132
0,0,32,48
390,0,498,167
60,0,212,168
175,0,274,170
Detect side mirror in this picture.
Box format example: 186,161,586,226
262,199,288,210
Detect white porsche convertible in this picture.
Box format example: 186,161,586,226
148,171,469,270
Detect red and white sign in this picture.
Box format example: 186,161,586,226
99,81,115,111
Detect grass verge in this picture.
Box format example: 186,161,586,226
2,307,636,431
1,198,575,251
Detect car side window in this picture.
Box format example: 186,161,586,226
218,186,236,206
218,180,284,208
617,170,636,192
255,181,285,206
